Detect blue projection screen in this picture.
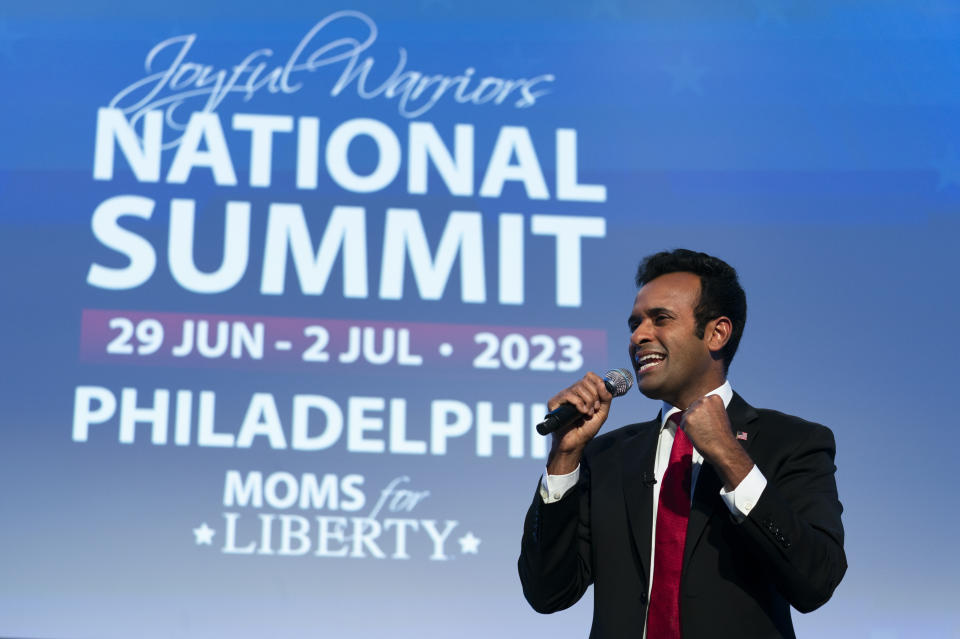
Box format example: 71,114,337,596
1,3,958,638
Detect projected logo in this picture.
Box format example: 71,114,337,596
68,8,609,569
189,474,479,560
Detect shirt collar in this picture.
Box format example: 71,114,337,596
660,379,734,430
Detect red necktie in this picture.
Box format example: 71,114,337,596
646,411,692,639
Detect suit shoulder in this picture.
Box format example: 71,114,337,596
752,407,837,446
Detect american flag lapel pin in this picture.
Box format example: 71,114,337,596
736,431,748,441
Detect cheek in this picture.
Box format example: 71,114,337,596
664,344,691,369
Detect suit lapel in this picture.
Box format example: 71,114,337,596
621,418,661,582
682,393,760,570
682,461,722,570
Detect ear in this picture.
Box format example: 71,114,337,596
705,316,732,354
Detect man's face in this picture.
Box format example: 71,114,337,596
627,271,718,408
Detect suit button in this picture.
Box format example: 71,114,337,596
639,592,648,605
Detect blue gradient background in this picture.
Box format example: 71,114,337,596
1,2,959,638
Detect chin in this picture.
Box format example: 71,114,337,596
636,380,664,401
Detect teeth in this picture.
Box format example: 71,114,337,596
636,353,665,372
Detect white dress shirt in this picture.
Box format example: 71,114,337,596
538,381,767,634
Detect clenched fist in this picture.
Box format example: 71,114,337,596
680,394,754,491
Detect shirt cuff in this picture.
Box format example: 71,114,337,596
719,464,767,522
538,465,581,503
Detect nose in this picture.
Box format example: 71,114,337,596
630,322,651,351
630,319,652,347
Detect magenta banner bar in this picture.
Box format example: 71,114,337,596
80,309,606,374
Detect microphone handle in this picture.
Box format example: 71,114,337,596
536,378,617,436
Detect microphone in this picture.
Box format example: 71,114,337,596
536,368,634,436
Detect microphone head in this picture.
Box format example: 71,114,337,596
603,368,634,397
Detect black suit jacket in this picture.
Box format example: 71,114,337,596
518,393,846,638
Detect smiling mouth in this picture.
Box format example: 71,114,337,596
635,352,666,374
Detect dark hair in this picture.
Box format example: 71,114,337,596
635,249,747,371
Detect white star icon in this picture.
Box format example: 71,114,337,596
193,522,215,545
458,531,481,554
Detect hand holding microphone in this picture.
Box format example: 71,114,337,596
537,368,633,436
540,368,633,475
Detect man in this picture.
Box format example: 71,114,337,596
518,249,846,638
